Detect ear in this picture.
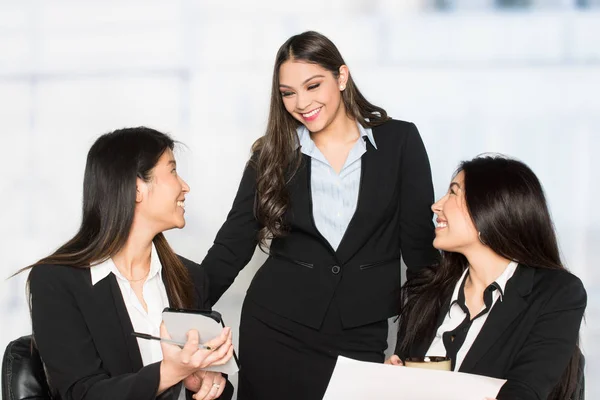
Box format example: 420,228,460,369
338,65,349,89
135,177,146,203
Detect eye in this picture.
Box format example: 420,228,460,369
171,168,177,175
307,83,320,90
281,91,294,97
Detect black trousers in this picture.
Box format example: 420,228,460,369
237,298,389,400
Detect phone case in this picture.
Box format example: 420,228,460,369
162,307,239,375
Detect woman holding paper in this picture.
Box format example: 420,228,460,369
389,155,586,400
200,31,440,399
24,127,234,400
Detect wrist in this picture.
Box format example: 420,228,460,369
157,360,184,394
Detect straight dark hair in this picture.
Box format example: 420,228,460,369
396,155,580,400
18,127,193,309
252,30,390,249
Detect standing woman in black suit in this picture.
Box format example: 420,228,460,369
388,155,586,400
24,128,234,400
201,31,440,399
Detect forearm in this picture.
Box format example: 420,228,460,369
57,363,162,400
201,159,261,304
399,123,439,278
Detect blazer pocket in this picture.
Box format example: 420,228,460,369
270,252,314,269
359,258,400,270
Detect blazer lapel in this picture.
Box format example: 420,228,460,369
90,274,144,373
303,157,337,256
336,140,390,264
458,265,534,373
109,275,145,372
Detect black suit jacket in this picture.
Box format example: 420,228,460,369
202,119,440,329
397,265,587,400
29,256,233,400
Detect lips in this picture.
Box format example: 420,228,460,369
300,107,321,122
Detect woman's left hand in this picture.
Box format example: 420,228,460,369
183,371,226,399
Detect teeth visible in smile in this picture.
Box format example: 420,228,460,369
177,201,185,208
302,107,321,118
437,222,447,228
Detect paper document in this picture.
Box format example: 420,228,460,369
323,356,506,400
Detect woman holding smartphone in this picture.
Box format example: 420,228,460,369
25,127,234,400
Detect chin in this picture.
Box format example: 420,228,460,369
166,219,186,230
433,238,449,252
297,114,328,133
308,117,330,133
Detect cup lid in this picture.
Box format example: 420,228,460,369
404,356,450,363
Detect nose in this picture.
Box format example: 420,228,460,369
180,177,190,193
431,194,447,214
295,92,311,111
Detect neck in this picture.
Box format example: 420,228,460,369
311,110,359,145
112,217,156,279
463,245,512,292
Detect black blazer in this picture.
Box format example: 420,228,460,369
29,256,233,400
397,265,587,400
202,119,440,329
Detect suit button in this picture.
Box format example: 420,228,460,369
331,265,341,274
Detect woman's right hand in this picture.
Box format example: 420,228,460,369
157,323,233,394
384,355,404,366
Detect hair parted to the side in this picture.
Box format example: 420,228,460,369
18,127,193,309
252,30,390,249
396,154,580,400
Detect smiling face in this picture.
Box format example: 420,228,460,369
278,60,348,134
135,149,190,233
431,171,480,253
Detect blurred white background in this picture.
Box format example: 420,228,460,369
0,0,598,398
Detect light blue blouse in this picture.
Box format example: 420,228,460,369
296,122,377,250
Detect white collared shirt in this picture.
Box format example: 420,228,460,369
90,243,170,367
425,261,519,371
296,121,377,251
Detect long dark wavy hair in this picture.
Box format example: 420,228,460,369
396,155,581,400
19,127,193,309
251,30,390,248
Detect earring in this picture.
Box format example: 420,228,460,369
339,84,345,91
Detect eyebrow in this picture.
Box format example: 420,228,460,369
449,182,461,190
279,74,326,89
167,160,177,166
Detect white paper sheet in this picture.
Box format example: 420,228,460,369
323,356,506,400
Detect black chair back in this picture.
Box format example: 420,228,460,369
1,335,51,400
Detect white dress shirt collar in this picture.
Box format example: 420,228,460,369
295,119,377,153
450,260,519,305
